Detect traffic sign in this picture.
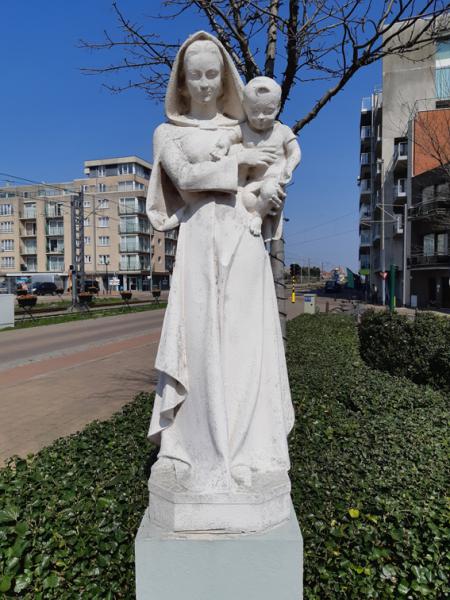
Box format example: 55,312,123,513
379,271,388,280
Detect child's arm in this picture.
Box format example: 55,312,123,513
280,137,301,186
210,126,242,161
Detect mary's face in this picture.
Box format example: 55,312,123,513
184,50,223,105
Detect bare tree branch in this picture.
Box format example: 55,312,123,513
80,0,449,128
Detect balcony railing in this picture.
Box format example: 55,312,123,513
46,228,64,236
360,180,371,194
20,208,37,219
47,259,65,272
361,127,372,140
22,260,37,272
119,219,149,234
21,245,37,255
408,253,450,268
120,243,150,253
119,257,150,271
360,234,371,246
410,199,450,220
46,245,64,254
118,201,146,215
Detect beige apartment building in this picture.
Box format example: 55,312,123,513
0,156,175,291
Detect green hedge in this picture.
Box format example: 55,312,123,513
358,309,450,392
287,315,449,598
0,315,448,598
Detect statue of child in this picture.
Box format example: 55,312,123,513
211,76,301,236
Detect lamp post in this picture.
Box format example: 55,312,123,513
105,258,110,294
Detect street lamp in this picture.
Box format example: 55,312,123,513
105,258,110,294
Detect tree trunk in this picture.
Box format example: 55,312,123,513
270,237,287,347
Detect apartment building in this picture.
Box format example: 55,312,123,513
0,156,176,291
358,22,450,307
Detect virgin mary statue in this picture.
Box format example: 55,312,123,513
146,31,295,532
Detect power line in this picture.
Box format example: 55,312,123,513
287,227,358,246
286,210,357,237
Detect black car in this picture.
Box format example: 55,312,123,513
84,279,100,292
32,282,58,296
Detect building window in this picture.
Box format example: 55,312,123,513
84,255,92,264
98,183,106,192
1,256,15,268
84,236,91,245
0,204,13,216
118,163,135,175
99,236,110,246
0,221,13,232
83,200,91,208
98,216,110,228
98,254,110,265
98,166,106,177
98,199,109,209
0,239,14,252
84,217,90,227
436,39,450,99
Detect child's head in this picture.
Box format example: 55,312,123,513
243,76,281,131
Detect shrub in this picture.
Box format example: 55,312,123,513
0,316,448,598
358,309,450,391
288,315,449,599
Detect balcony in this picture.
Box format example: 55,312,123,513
21,259,37,272
20,207,37,219
361,97,372,113
372,224,381,243
119,218,150,235
47,258,65,272
21,225,37,237
119,255,150,271
393,180,407,199
394,142,408,170
45,205,64,218
359,179,371,196
46,244,64,254
21,244,37,255
409,199,450,221
118,199,146,215
46,227,64,236
360,152,371,166
360,235,371,248
408,253,450,269
119,242,150,253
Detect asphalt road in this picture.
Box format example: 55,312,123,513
0,310,165,463
0,309,165,371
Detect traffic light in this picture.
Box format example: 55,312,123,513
290,264,294,276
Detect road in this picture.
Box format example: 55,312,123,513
0,295,316,464
0,310,165,464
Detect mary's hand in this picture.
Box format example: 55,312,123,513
237,147,278,167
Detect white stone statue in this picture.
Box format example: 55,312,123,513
145,31,301,533
211,76,301,237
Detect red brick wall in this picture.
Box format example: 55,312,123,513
413,109,450,176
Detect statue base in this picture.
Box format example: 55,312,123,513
148,469,291,533
135,503,303,600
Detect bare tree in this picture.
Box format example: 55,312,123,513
80,1,448,335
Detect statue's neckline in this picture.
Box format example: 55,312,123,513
167,114,241,129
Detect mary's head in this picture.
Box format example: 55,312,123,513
181,40,224,114
165,31,245,126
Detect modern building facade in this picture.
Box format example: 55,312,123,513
0,156,176,291
358,22,450,307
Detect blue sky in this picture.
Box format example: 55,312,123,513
0,1,381,271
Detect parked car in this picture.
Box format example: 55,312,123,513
32,281,58,296
324,280,342,293
84,279,100,293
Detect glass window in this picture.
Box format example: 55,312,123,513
423,233,435,256
98,216,110,228
84,236,91,245
98,199,109,209
98,254,110,265
0,239,14,251
84,255,92,263
99,236,110,246
0,221,13,232
0,204,13,216
1,256,15,268
436,39,450,99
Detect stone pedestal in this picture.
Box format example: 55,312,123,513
149,469,292,533
135,503,303,600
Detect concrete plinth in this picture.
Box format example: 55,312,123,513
135,503,303,600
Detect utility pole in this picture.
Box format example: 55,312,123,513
69,189,85,309
379,159,386,306
307,258,311,284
